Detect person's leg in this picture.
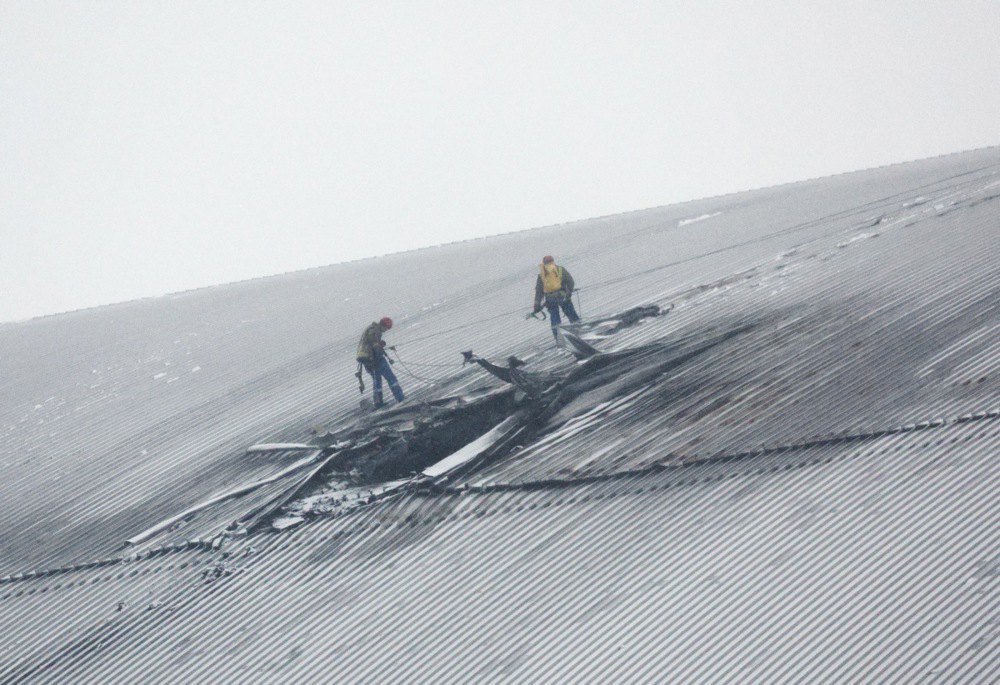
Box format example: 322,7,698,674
561,297,580,323
545,300,562,341
545,300,562,326
378,356,405,403
370,360,385,407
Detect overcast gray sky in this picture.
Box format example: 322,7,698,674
2,1,998,322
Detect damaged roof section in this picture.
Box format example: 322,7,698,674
124,305,672,542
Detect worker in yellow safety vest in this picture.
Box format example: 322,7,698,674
532,255,581,340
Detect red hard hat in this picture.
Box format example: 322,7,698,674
380,316,393,329
542,255,555,264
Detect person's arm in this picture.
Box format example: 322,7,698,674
533,275,544,311
372,329,386,358
361,323,382,358
562,268,575,294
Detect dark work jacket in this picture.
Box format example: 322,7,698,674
356,322,385,361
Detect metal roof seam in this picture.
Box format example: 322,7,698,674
5,401,992,587
3,420,994,601
452,410,1000,494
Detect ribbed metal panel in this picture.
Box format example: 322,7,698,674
1,148,998,682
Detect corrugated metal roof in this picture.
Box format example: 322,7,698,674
1,148,998,681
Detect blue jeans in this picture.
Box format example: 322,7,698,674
545,294,581,330
362,355,404,406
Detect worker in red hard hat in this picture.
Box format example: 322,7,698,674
356,316,404,408
533,255,580,340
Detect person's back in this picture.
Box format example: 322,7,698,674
356,321,384,362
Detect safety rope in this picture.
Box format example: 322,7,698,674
386,349,442,384
383,349,457,369
397,306,526,345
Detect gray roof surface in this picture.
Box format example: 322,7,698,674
1,148,998,682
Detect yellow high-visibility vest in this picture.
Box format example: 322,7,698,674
540,264,563,293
